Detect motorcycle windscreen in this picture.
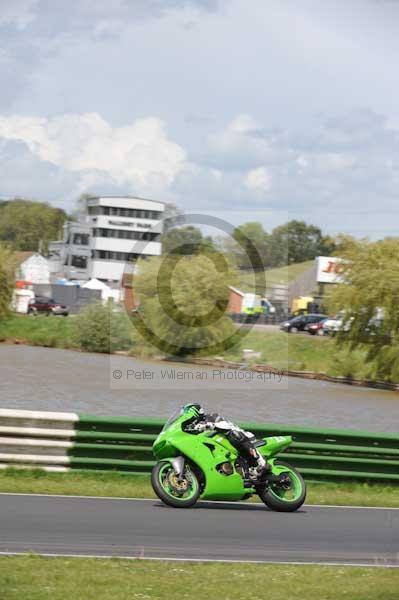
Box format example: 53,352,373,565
161,408,185,432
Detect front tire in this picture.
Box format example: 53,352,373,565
258,461,306,512
151,461,200,508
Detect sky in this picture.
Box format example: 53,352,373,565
0,0,399,237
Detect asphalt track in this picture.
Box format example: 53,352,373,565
0,494,398,566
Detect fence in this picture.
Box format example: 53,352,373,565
0,409,398,482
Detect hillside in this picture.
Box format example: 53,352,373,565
237,260,314,292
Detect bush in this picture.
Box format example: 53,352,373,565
0,246,16,320
73,303,133,353
329,237,399,382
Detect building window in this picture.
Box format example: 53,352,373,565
92,228,159,241
88,205,162,220
92,206,162,219
93,250,140,262
73,233,90,245
71,255,88,269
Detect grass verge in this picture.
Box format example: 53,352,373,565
223,327,373,377
1,556,398,600
0,313,77,349
1,469,398,508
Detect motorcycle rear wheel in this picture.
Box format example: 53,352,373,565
151,460,200,508
258,461,306,512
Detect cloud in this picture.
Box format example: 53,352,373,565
191,108,399,236
244,167,272,193
208,115,288,171
0,0,223,34
1,105,399,237
0,139,84,204
0,0,227,112
0,112,187,194
0,0,38,29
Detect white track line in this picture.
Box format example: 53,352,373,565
0,492,398,510
0,551,397,568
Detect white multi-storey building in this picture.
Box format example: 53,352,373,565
49,196,164,283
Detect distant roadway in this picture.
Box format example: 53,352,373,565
0,494,397,566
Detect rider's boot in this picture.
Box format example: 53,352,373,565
256,461,271,481
249,451,271,481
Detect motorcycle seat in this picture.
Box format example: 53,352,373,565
254,439,266,447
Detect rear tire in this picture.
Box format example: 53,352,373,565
258,461,306,512
151,460,200,508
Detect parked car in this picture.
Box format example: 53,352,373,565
280,313,327,333
323,311,352,335
28,297,69,316
306,318,327,336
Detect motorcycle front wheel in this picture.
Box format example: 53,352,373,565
258,461,306,512
151,460,201,508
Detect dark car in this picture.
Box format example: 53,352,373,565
28,297,69,316
280,313,327,333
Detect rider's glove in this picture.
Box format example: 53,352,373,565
194,421,215,432
194,422,208,432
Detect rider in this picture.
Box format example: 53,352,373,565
182,404,270,479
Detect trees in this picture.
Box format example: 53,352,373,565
221,220,334,271
329,237,399,381
270,220,335,265
133,253,238,356
161,226,215,255
0,199,67,252
0,246,16,320
231,222,271,270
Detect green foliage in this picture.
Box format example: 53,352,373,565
161,225,215,255
72,303,133,353
0,198,67,252
134,254,239,356
0,246,16,320
329,237,399,381
224,220,334,271
232,221,271,270
270,220,335,265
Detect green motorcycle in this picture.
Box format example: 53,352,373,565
151,406,306,512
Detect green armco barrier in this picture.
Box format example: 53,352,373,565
0,409,398,481
70,414,399,482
